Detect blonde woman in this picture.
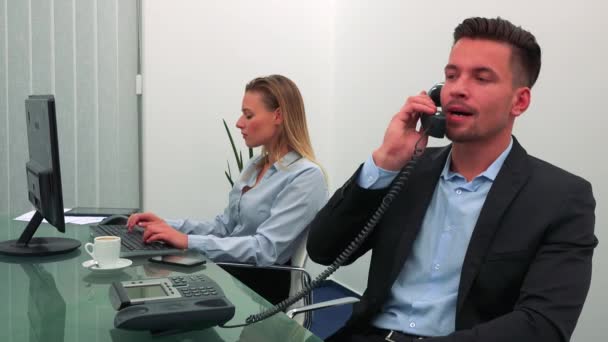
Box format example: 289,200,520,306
128,75,327,303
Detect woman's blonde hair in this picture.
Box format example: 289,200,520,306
245,75,320,168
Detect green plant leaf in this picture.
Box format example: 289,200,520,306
223,119,243,170
225,160,235,187
225,171,234,187
226,160,232,178
223,118,254,188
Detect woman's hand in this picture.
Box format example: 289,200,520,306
126,212,164,230
127,211,188,249
140,221,188,249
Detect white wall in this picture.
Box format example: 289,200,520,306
142,0,608,340
141,0,333,218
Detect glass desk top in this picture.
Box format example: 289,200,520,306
0,215,322,342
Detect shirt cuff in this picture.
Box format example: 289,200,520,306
187,235,209,255
357,155,399,189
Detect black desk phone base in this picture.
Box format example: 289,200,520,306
110,274,235,334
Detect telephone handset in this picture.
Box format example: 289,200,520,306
419,82,446,138
222,83,446,328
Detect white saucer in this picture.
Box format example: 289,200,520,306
82,258,132,273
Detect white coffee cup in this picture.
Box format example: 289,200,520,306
84,236,121,268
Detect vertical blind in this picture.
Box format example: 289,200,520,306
0,0,139,217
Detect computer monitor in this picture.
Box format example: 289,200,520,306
0,95,81,256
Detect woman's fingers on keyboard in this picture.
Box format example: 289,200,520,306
146,232,166,243
142,225,158,241
145,228,188,249
126,213,141,228
142,223,164,242
128,212,166,230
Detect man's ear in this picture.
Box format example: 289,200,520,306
511,87,531,118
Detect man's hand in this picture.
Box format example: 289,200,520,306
372,91,435,171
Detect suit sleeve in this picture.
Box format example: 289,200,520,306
307,166,389,266
429,179,597,342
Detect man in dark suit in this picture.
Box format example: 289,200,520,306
307,17,597,342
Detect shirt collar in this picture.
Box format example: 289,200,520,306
441,137,513,182
240,151,301,188
272,150,302,169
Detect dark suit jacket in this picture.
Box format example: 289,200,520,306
307,137,597,342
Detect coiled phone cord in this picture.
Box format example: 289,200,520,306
222,131,429,328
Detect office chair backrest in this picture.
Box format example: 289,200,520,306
287,232,312,327
290,231,309,270
216,232,313,327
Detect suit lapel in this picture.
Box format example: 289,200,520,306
456,137,531,311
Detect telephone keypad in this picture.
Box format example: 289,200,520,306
169,275,220,297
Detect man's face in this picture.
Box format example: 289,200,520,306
441,38,527,144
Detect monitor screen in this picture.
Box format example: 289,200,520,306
0,95,80,256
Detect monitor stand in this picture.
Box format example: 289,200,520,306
0,211,81,256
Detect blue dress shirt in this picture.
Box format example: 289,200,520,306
358,139,513,336
167,151,328,266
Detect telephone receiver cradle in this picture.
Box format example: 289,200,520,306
419,82,446,138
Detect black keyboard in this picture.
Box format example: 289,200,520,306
90,224,182,257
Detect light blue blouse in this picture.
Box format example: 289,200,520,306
166,151,327,266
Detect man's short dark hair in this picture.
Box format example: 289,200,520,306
454,17,541,88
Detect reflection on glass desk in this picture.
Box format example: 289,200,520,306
0,216,323,342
